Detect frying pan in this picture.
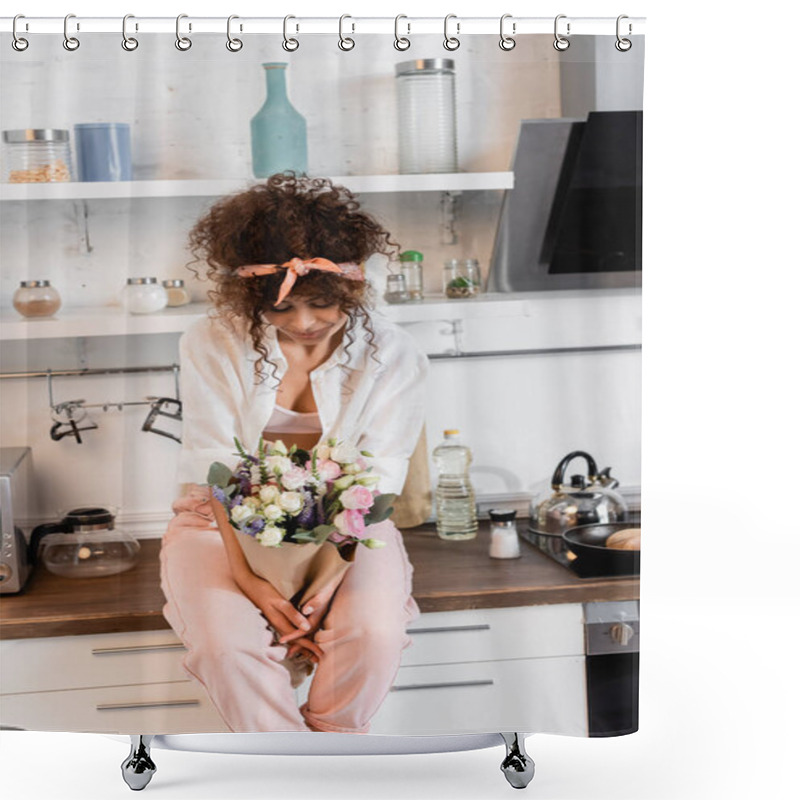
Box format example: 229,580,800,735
562,522,640,577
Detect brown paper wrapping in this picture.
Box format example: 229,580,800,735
211,496,355,687
391,425,433,529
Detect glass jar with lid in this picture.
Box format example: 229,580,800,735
2,129,74,183
384,273,410,304
443,258,481,299
162,279,191,307
395,59,458,174
13,280,62,318
122,278,168,314
399,250,424,302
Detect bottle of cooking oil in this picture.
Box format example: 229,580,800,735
433,429,478,540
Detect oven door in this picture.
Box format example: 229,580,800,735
583,600,639,737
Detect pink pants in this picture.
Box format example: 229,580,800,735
159,486,421,734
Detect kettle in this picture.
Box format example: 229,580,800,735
527,451,628,555
29,506,140,578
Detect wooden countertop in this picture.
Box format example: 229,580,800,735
0,522,639,640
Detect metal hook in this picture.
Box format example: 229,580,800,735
553,14,570,51
499,14,516,51
63,14,80,51
122,14,139,51
282,15,299,52
444,13,460,51
175,13,192,51
394,14,410,51
615,15,633,51
226,14,243,51
338,14,355,51
12,14,29,51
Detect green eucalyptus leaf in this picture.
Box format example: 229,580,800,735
364,493,396,525
207,462,233,487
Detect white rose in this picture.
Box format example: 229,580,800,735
331,442,360,464
270,439,288,456
262,504,284,522
259,485,281,504
243,496,259,509
231,504,255,524
256,526,284,547
266,455,293,475
314,444,331,461
278,491,305,515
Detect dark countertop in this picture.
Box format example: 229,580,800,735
0,522,639,640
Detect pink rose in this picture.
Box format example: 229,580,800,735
340,484,374,510
333,509,367,538
315,458,342,481
280,466,308,491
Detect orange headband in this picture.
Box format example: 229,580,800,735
236,257,364,304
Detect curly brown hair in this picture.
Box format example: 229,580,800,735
185,173,398,385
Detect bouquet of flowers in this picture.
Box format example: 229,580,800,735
206,436,395,610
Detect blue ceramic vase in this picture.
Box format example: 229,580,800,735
250,62,308,178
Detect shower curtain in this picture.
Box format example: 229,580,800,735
0,18,643,741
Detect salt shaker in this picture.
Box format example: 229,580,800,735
488,509,521,559
13,280,62,318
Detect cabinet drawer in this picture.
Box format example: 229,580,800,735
402,604,584,667
0,629,189,694
0,680,228,734
369,656,588,736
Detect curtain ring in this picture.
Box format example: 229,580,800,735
394,14,410,51
12,14,29,51
175,13,192,51
122,14,139,51
443,13,460,51
338,14,355,51
63,14,80,51
553,14,570,51
283,15,299,51
499,14,516,51
226,14,243,51
615,15,632,52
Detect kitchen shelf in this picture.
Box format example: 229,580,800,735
0,290,642,341
0,172,514,202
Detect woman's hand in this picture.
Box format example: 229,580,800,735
239,573,324,663
277,574,344,648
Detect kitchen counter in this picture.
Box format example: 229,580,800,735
0,522,639,640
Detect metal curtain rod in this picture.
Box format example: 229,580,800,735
0,365,179,380
0,16,646,37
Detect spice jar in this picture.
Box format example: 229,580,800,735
399,250,424,302
162,279,191,307
122,278,168,314
384,273,410,304
488,509,521,559
13,280,62,318
443,258,481,299
3,129,73,183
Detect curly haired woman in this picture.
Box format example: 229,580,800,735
159,173,426,734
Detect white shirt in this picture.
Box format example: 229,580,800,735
176,310,429,495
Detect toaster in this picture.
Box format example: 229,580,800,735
0,446,36,594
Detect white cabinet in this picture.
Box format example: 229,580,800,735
0,604,587,735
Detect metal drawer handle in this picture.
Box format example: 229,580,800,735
391,679,494,692
406,624,491,635
92,642,186,656
96,699,200,711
